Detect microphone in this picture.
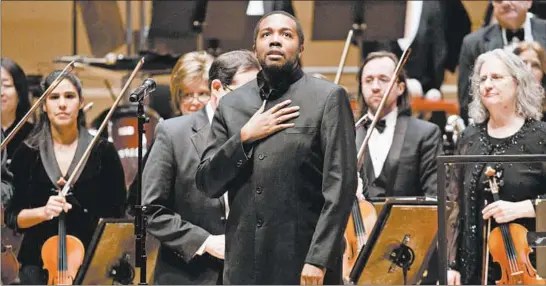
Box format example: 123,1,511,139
129,78,156,102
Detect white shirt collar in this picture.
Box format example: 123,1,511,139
205,102,214,124
502,12,534,47
367,107,398,127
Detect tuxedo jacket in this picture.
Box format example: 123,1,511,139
356,112,442,198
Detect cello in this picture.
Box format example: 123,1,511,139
38,58,145,285
483,166,546,285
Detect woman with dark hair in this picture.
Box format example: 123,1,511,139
4,71,127,284
1,58,33,163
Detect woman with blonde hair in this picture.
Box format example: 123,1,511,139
447,49,546,285
513,41,546,84
170,51,214,115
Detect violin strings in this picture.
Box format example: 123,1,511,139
352,201,366,247
500,224,519,273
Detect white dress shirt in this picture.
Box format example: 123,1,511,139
502,12,534,51
366,108,398,178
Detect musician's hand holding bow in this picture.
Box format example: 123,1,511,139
482,200,535,224
42,195,72,221
42,177,72,221
356,172,365,201
447,269,461,285
240,99,300,143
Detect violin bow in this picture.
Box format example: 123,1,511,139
60,58,145,197
1,60,77,151
483,167,499,284
356,47,411,167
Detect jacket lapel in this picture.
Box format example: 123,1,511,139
39,132,62,187
189,108,227,213
531,18,546,47
384,115,409,196
39,128,93,187
484,25,503,52
190,108,210,157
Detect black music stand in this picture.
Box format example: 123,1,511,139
535,199,546,277
312,1,405,42
73,219,160,285
348,197,441,285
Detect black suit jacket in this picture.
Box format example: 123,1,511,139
457,17,546,123
357,113,442,198
195,73,357,284
360,2,447,93
142,108,225,285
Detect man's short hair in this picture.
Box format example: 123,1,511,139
209,50,260,88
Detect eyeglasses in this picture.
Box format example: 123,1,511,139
478,74,513,85
179,91,211,103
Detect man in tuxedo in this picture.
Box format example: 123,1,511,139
458,0,546,124
358,1,470,133
357,51,441,199
356,51,442,284
141,50,260,284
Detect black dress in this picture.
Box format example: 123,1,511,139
4,129,127,284
3,121,33,164
447,119,546,285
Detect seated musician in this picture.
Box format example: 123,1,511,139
1,58,33,165
142,50,260,284
4,71,127,285
447,49,546,285
170,51,215,116
513,41,545,85
356,51,442,200
1,131,13,208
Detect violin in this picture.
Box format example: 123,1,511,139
484,167,546,285
41,178,85,285
38,58,146,285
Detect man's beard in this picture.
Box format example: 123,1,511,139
259,55,299,78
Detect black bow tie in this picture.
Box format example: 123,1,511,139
364,119,387,133
506,28,525,43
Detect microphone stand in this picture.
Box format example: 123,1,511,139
133,89,150,285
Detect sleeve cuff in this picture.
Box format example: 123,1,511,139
242,142,254,159
194,235,211,257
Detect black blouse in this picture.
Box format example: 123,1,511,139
447,119,546,284
4,130,127,267
3,121,33,164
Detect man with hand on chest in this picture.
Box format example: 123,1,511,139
196,11,357,285
356,51,441,200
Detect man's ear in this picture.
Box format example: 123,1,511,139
211,79,223,92
397,81,406,97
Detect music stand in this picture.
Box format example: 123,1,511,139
73,219,160,285
312,1,405,41
348,197,441,285
537,199,546,277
